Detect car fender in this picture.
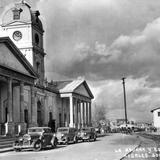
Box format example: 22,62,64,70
51,136,56,144
33,139,42,146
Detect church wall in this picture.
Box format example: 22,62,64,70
63,98,69,127
55,96,70,128
48,94,57,121
2,25,34,65
56,95,63,127
32,27,43,49
0,83,7,123
24,86,31,125
43,91,58,127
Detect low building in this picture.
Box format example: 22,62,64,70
151,107,160,128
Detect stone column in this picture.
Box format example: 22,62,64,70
86,102,88,127
30,86,37,127
89,102,92,126
80,102,83,128
79,100,81,129
18,81,27,134
74,98,78,128
7,78,13,122
20,81,24,122
76,99,79,128
6,77,15,135
82,102,85,127
69,96,74,127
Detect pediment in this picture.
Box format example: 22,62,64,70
74,83,90,98
0,43,30,75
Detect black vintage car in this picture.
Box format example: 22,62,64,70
13,127,57,151
77,127,97,142
56,127,78,144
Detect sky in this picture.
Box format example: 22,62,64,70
1,0,160,122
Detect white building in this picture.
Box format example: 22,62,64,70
151,107,160,128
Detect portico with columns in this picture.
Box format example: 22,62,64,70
58,79,94,129
0,37,37,135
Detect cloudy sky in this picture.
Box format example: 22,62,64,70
2,0,160,122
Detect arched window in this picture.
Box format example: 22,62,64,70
49,112,53,121
36,62,40,74
24,109,28,127
37,101,42,126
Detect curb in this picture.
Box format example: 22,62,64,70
0,148,13,153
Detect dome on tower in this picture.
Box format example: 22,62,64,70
1,0,43,32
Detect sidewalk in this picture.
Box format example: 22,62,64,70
98,133,141,160
0,147,13,153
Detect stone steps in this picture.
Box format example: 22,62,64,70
0,136,16,149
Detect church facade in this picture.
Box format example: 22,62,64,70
0,1,94,135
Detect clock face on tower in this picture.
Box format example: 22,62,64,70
13,31,22,41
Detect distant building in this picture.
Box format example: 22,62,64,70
0,0,94,135
151,107,160,128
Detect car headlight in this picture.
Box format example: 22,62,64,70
19,137,23,141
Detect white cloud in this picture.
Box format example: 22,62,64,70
2,0,160,122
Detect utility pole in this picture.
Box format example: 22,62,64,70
122,77,128,127
0,0,4,9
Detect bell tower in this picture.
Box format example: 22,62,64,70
1,0,45,85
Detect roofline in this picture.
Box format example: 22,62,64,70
83,80,94,99
35,84,59,94
0,37,38,78
60,92,93,100
73,80,94,99
59,79,94,99
151,107,160,113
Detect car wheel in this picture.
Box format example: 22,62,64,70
34,141,42,151
89,136,92,142
53,138,58,148
74,136,78,143
65,138,69,145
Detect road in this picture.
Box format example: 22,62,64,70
124,134,160,160
0,134,140,160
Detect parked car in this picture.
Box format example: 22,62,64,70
13,127,57,151
56,127,78,144
77,127,97,142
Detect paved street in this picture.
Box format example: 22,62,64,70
0,134,140,160
124,135,160,160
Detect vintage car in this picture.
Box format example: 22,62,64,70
56,127,78,144
77,127,97,142
13,127,57,151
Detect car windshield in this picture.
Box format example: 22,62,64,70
57,128,69,133
28,128,43,133
81,128,90,132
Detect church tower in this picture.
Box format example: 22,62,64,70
1,0,45,84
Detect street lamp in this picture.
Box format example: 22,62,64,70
122,77,128,127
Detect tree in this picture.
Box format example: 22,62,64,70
92,104,107,126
